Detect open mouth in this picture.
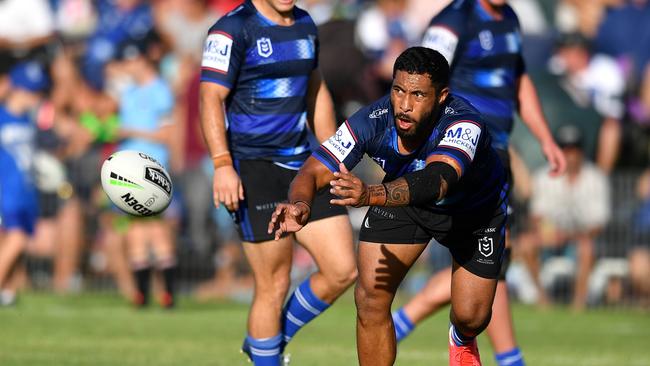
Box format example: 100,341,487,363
397,117,414,130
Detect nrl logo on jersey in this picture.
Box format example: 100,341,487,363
257,37,273,57
479,30,494,50
369,108,388,118
444,106,456,115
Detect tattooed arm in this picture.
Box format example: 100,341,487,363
330,155,461,207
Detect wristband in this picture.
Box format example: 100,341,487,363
212,152,233,169
291,200,312,211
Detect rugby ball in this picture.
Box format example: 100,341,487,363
100,150,173,216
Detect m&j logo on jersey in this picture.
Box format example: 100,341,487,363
323,123,356,162
439,121,481,160
202,32,233,73
257,37,273,58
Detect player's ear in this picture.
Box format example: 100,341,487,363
437,87,449,105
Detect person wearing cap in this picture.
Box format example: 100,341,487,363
0,61,49,306
109,32,178,309
519,125,611,310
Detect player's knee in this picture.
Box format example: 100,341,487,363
256,273,291,305
451,301,492,336
354,283,391,324
327,263,358,291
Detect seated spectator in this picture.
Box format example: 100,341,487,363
549,32,626,173
519,125,611,310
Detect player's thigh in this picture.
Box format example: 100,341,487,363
295,214,355,275
242,237,294,290
450,258,498,319
357,242,427,297
233,160,296,242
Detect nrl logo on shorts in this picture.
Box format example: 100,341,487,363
257,37,273,57
478,236,493,257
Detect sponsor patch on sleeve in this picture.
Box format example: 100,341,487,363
438,121,482,161
201,32,233,73
322,123,356,162
421,26,459,64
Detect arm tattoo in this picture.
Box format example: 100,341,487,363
366,184,387,206
383,178,410,207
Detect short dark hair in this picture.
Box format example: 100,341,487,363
393,47,450,90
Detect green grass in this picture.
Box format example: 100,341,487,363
0,292,649,365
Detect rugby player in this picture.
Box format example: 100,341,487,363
270,47,507,366
391,2,567,365
199,1,356,364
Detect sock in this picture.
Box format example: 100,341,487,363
134,267,151,306
495,347,525,366
161,266,176,307
449,324,475,346
246,334,282,366
392,307,415,342
281,278,330,345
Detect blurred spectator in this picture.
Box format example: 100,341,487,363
0,62,50,306
154,0,218,62
0,0,55,74
519,125,611,310
548,32,625,173
111,32,178,308
355,0,419,95
594,0,650,78
555,0,622,39
82,0,153,90
52,0,98,41
630,168,650,305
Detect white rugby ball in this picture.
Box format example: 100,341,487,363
100,150,173,216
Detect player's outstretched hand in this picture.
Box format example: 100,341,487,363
330,163,370,207
268,202,310,240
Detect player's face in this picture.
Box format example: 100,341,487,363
485,0,507,7
261,0,296,14
391,70,448,139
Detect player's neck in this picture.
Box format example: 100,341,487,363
478,0,504,21
252,0,295,26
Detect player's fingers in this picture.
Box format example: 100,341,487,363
334,178,357,189
339,163,349,174
213,191,220,208
330,187,354,198
330,198,355,206
274,225,286,241
238,182,245,200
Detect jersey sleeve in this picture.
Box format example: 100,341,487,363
200,17,247,89
313,119,366,172
429,119,483,176
421,4,467,65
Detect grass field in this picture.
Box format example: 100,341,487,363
1,292,649,366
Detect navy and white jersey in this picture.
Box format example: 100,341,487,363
313,95,505,214
200,0,319,169
422,0,525,150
